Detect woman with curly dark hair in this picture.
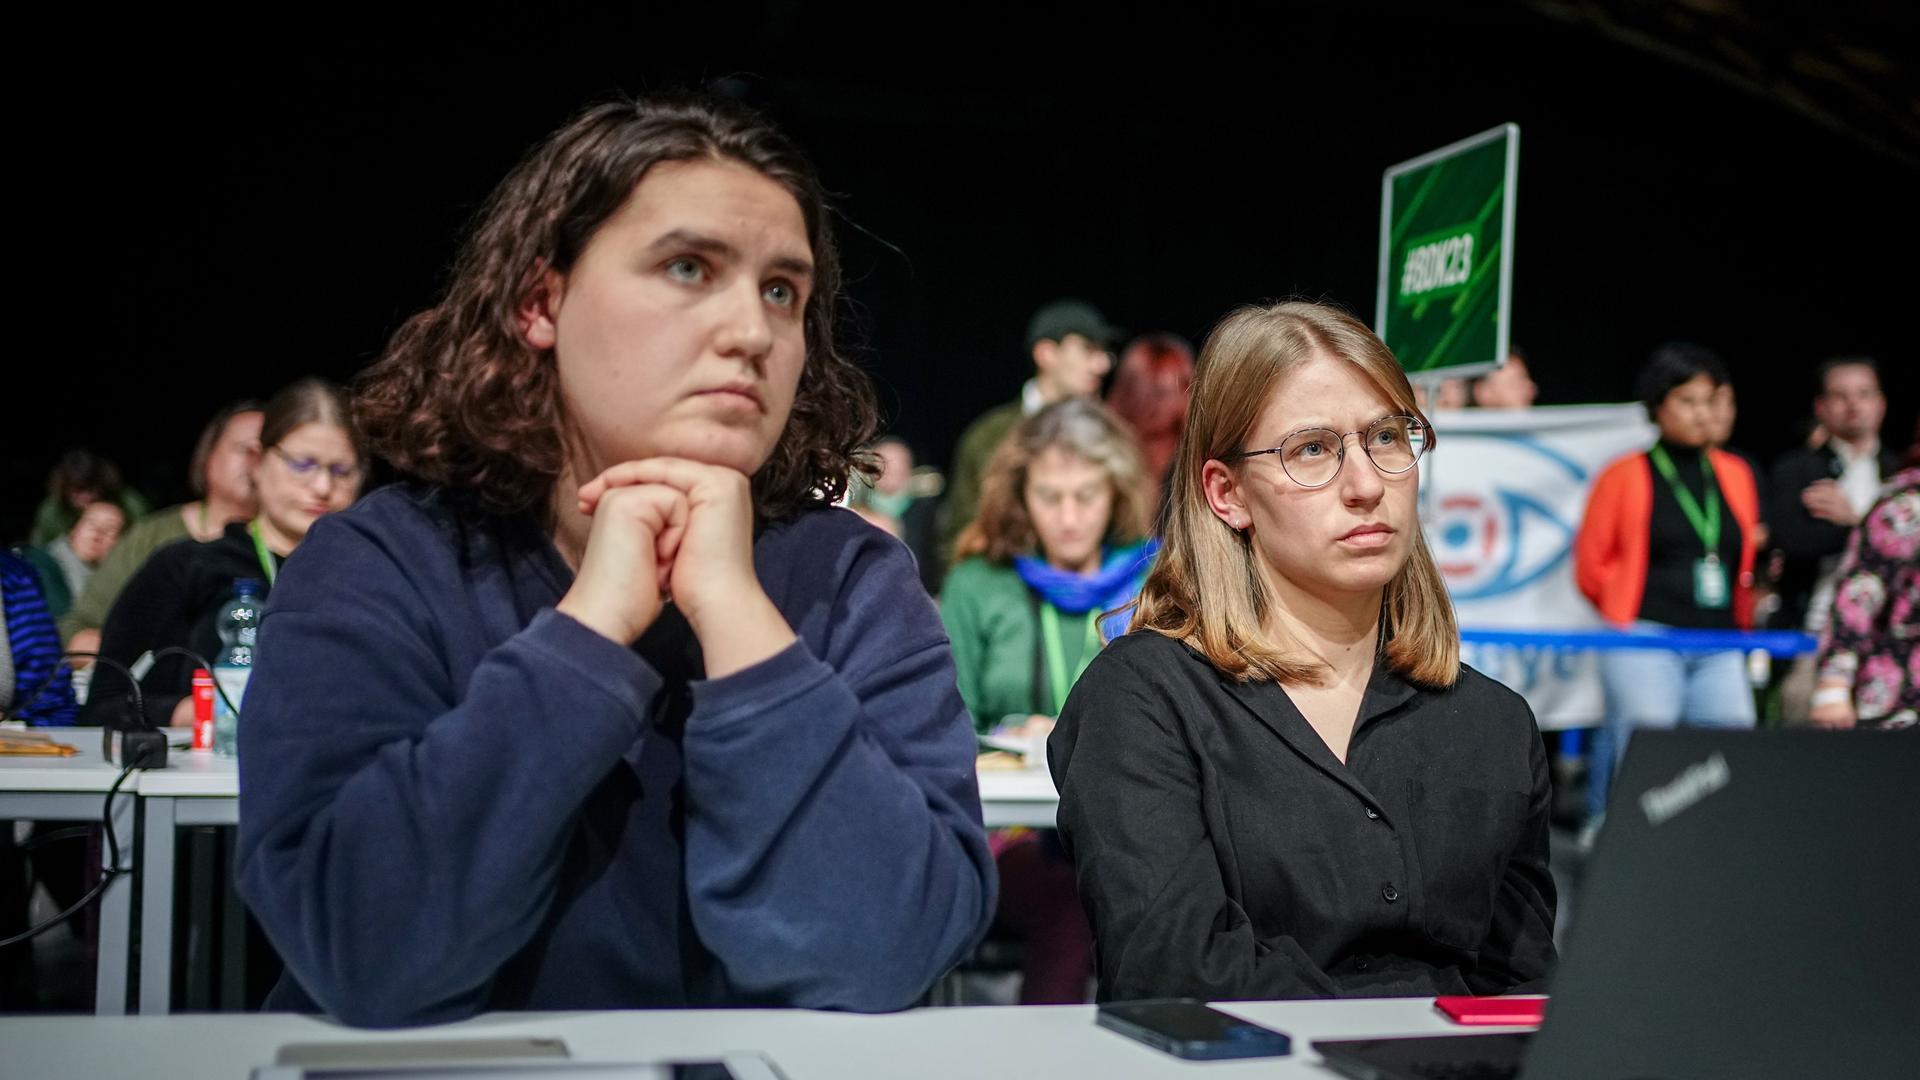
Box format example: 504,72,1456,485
234,94,994,1026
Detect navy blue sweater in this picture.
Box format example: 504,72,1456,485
234,485,995,1027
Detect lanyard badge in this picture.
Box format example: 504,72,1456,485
1649,446,1730,611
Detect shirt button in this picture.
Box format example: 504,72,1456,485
1364,806,1381,820
1381,884,1401,903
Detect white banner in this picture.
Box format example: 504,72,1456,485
1421,404,1655,728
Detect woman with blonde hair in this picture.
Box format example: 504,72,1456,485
1049,301,1555,1001
941,396,1154,1003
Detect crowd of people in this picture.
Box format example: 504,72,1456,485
2,92,1912,1018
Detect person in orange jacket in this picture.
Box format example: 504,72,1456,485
1574,344,1761,820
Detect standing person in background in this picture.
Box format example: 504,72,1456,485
25,450,149,547
234,95,992,1026
82,381,361,729
942,299,1120,566
22,500,125,620
1469,348,1538,409
1574,344,1761,824
1767,359,1896,721
1808,419,1919,730
60,402,264,659
942,397,1154,1004
1705,375,1777,633
1705,375,1768,545
1105,333,1195,523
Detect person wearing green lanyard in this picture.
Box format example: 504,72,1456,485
82,379,365,728
940,397,1156,1004
1574,344,1763,824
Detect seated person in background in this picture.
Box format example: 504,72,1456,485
233,94,993,1028
61,401,264,660
0,548,79,1006
845,435,944,591
1050,300,1555,1002
83,380,360,728
27,449,149,547
24,499,126,620
940,397,1155,1003
0,550,78,725
1809,418,1919,730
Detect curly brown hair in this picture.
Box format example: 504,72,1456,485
953,398,1152,564
354,93,878,520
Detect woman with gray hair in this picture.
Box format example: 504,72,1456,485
941,396,1156,1004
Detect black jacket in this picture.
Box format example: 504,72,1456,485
1767,444,1901,627
1049,630,1555,1002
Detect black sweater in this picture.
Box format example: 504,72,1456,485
82,523,278,727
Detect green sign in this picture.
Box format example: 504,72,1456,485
1376,124,1518,378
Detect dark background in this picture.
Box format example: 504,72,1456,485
7,1,1916,539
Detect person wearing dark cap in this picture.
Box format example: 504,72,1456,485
941,299,1120,571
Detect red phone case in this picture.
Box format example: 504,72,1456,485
1434,995,1548,1026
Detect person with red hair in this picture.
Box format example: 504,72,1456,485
1105,333,1194,521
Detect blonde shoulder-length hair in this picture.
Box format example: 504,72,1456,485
954,397,1152,564
1130,300,1459,688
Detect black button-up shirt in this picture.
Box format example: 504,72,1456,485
1050,630,1557,1001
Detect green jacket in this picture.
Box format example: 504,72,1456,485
59,505,193,639
939,556,1095,733
28,490,153,547
21,546,74,620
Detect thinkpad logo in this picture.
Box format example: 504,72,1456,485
1639,752,1730,826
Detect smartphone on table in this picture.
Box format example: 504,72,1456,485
1095,998,1292,1060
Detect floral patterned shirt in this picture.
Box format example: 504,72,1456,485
1815,467,1920,728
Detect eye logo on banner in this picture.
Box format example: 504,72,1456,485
1420,404,1657,729
1428,434,1583,602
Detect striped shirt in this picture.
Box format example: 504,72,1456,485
0,549,78,724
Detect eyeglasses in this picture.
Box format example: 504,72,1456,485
270,445,363,484
1224,415,1431,488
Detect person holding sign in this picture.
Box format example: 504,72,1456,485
1050,301,1556,1001
1574,344,1761,784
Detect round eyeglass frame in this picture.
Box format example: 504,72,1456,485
1222,415,1431,489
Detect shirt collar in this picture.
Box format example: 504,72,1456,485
1832,438,1881,467
1357,655,1421,726
1020,379,1047,416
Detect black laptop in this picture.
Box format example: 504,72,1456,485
1315,729,1919,1080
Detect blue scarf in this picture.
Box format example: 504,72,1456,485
1014,539,1160,641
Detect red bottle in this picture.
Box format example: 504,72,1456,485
191,668,215,750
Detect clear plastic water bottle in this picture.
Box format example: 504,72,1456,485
211,578,264,758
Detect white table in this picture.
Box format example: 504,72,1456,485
0,732,138,1014
976,765,1059,827
136,746,240,1014
0,996,1528,1079
120,751,1062,1014
6,738,1061,1015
